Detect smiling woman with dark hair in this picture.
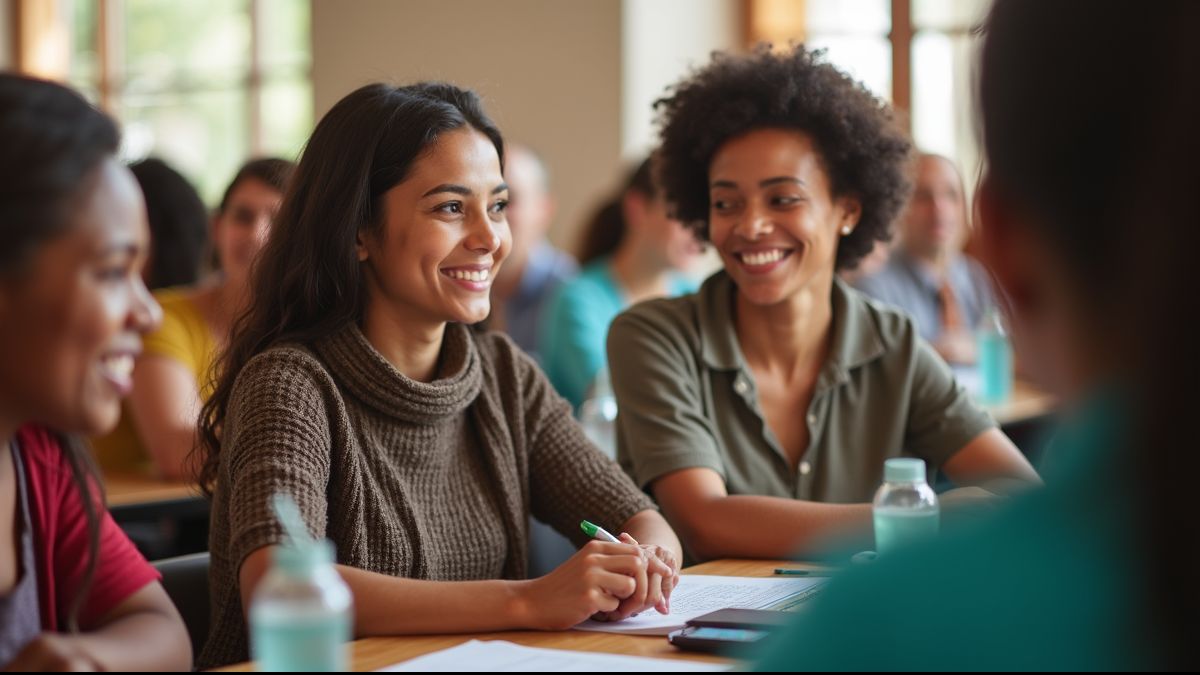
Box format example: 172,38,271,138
610,45,1040,563
0,73,189,672
193,81,682,668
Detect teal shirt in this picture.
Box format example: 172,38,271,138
755,396,1157,671
539,258,696,409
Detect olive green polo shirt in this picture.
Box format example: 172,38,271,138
608,270,995,504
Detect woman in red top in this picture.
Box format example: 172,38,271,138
0,74,191,670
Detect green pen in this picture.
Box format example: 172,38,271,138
580,519,621,543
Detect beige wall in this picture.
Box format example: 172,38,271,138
312,0,623,252
621,0,740,159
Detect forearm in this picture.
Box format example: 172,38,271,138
619,509,683,566
70,608,191,671
671,495,872,560
941,428,1042,493
337,565,533,636
141,426,194,481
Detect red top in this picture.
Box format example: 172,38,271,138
15,425,160,631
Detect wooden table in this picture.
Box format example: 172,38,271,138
216,558,798,672
985,380,1057,427
103,471,206,521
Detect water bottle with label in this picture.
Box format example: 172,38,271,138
872,458,940,555
250,495,353,672
578,366,618,459
976,307,1014,405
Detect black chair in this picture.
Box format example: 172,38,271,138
153,551,210,662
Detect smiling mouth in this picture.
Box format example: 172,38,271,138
442,268,490,283
735,248,793,266
100,353,134,379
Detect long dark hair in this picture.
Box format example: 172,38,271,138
0,73,115,632
577,157,655,265
129,158,209,290
982,0,1200,665
194,82,504,493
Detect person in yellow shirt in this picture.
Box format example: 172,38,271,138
93,158,294,478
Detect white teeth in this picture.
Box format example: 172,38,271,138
742,249,785,266
447,269,489,282
103,354,134,379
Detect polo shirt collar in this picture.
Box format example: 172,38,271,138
696,270,886,381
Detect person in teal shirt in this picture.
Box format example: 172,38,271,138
757,0,1197,669
540,157,703,409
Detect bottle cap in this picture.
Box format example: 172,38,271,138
884,457,927,483
276,538,335,576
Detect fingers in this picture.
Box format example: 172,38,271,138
657,571,677,614
606,554,650,621
590,567,637,600
643,572,665,614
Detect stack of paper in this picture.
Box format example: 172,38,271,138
574,574,826,635
378,640,731,672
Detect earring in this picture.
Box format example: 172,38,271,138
840,226,853,236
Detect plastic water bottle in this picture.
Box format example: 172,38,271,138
872,458,939,555
976,307,1013,405
250,497,353,672
578,366,618,459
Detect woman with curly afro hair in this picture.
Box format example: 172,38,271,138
608,45,1039,562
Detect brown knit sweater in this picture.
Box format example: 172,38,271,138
198,323,654,668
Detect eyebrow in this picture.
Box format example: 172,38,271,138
710,176,806,189
96,240,140,258
422,183,510,198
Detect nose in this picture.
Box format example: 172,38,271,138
464,210,504,255
734,203,774,240
129,276,163,334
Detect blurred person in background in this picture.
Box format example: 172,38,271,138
487,143,576,361
129,158,209,291
855,153,997,365
540,156,704,409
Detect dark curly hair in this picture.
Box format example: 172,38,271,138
655,45,911,270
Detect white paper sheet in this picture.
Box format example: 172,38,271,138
376,639,731,672
573,574,826,635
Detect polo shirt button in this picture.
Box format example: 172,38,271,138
734,378,749,395
799,461,812,475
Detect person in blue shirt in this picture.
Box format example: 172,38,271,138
487,144,577,362
540,157,703,409
854,153,997,365
757,0,1199,669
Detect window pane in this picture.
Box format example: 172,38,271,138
120,88,249,206
260,75,312,162
259,0,310,70
913,0,991,32
807,0,890,35
123,0,250,85
807,35,892,102
67,0,99,89
911,31,983,190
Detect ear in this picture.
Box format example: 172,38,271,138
836,194,863,233
355,229,371,262
621,190,651,233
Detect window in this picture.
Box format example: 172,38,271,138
60,0,311,205
744,0,990,185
